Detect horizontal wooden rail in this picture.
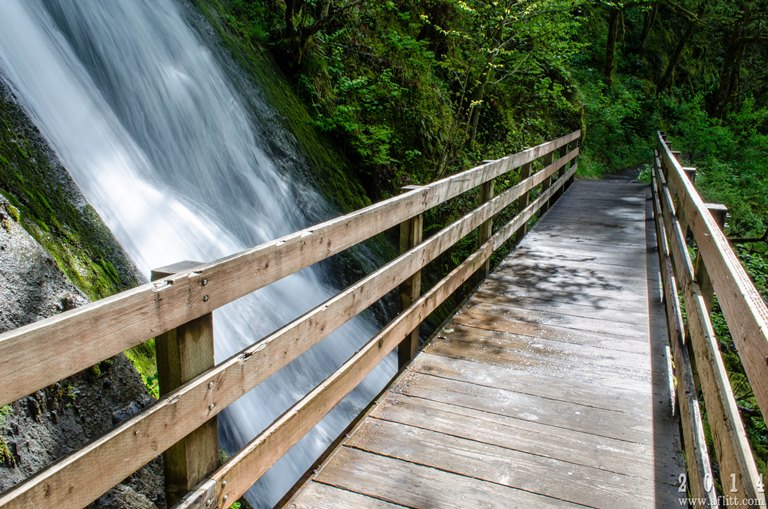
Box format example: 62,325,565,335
652,133,767,507
0,132,579,509
0,131,579,408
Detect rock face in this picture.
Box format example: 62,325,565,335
0,197,165,508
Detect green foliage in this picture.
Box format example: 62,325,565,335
0,405,11,426
124,339,159,399
229,0,583,197
0,438,15,467
192,0,372,213
665,96,768,240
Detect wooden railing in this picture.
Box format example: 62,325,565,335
652,132,768,507
0,131,580,509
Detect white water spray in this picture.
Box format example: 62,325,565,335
0,1,394,506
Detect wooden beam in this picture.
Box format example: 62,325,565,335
208,237,496,509
195,162,577,509
174,479,215,509
694,204,728,313
151,262,218,507
553,142,569,201
515,162,532,243
399,198,423,369
477,179,495,276
0,131,580,408
541,150,556,212
682,166,697,183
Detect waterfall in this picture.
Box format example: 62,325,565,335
0,0,394,506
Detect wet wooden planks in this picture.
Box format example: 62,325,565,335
284,181,684,508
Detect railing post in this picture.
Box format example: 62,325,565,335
151,261,218,507
398,186,424,369
676,166,697,236
695,204,728,313
553,142,569,201
515,161,532,243
565,140,577,189
478,176,494,276
540,150,555,213
683,166,697,184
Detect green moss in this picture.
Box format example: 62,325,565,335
124,340,159,399
0,89,138,301
0,405,11,426
6,202,19,222
0,438,16,467
0,88,153,391
0,403,14,464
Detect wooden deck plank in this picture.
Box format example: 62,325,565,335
420,334,661,390
492,255,652,283
371,393,677,485
283,181,684,509
523,232,648,248
346,418,656,508
468,290,649,324
394,371,653,442
314,447,588,509
369,392,682,483
451,311,651,353
288,482,408,509
470,285,650,314
456,301,648,339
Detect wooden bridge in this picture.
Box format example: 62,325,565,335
1,131,767,509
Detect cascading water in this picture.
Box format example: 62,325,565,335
0,0,394,506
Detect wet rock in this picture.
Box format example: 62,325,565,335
0,196,164,507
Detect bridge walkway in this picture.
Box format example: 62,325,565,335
284,180,685,508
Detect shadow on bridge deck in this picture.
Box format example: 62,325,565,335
283,180,685,508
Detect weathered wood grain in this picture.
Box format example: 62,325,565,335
412,350,651,411
478,179,494,276
208,233,496,508
206,170,579,506
314,447,587,509
346,417,656,507
151,265,218,507
369,392,679,482
421,331,658,390
398,212,423,368
288,482,407,509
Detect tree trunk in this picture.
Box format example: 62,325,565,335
468,67,494,149
714,18,748,118
604,8,620,87
640,3,658,47
657,19,696,93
